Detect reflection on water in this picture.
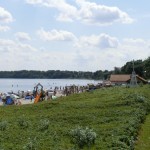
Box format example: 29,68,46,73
0,79,102,93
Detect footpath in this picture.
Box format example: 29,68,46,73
135,114,150,150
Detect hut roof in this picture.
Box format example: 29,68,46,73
110,74,130,82
110,74,148,83
136,75,148,83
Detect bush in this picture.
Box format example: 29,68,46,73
136,95,145,103
23,137,38,150
0,146,4,150
139,82,143,87
0,121,8,131
38,119,49,131
17,117,29,129
111,139,129,150
123,93,146,104
70,126,97,148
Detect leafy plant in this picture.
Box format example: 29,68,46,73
136,95,145,103
38,119,49,131
23,137,38,150
0,146,4,150
111,138,129,150
17,117,29,129
0,121,8,131
70,126,97,148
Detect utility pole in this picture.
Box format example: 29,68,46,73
130,60,138,87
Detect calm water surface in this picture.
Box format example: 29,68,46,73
0,79,102,93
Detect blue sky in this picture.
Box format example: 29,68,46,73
0,0,150,71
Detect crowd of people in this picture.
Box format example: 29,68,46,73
0,83,103,106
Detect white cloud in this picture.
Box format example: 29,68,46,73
0,7,13,23
25,0,43,4
76,0,133,25
15,32,31,42
73,37,150,70
25,0,133,25
120,38,150,61
123,38,146,47
26,0,77,22
0,25,10,32
37,28,77,41
0,38,36,53
76,33,119,49
36,30,118,49
0,38,37,70
0,38,76,71
0,36,150,71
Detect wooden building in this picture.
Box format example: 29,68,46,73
110,74,148,85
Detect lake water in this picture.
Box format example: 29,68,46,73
0,79,102,93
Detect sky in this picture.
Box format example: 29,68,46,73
0,0,150,71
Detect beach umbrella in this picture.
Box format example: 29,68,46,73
10,94,20,99
52,95,57,100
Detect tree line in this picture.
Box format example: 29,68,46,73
0,57,149,79
114,57,150,79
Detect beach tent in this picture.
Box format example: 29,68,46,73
25,95,34,100
5,96,14,105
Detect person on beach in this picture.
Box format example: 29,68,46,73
30,94,33,102
45,91,48,100
2,98,6,106
54,89,56,96
18,100,22,105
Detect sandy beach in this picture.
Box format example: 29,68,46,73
0,91,64,106
0,98,34,106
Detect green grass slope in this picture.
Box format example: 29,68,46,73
0,85,150,150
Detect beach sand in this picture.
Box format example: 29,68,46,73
0,92,64,106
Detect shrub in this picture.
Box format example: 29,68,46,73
38,119,49,131
0,121,8,131
70,126,97,148
0,146,4,150
17,117,29,129
139,82,143,87
123,93,146,105
110,135,135,150
135,95,145,103
111,139,129,150
23,137,38,150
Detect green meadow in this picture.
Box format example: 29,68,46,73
0,85,150,150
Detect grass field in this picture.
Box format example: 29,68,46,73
0,85,150,149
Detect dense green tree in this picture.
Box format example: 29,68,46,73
93,70,104,79
121,60,144,76
113,67,121,74
0,57,149,79
103,70,111,80
143,57,150,79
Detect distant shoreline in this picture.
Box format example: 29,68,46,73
0,70,106,80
